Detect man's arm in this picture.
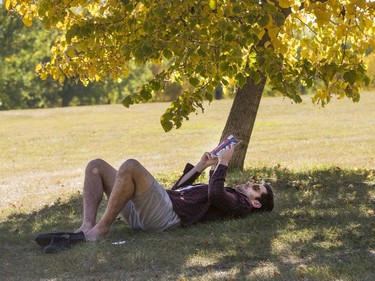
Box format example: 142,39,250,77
208,145,252,214
174,152,218,188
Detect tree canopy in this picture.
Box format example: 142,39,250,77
5,0,375,169
6,0,374,127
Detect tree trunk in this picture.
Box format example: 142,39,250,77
220,73,267,171
60,80,74,107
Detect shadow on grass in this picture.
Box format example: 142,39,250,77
0,167,374,280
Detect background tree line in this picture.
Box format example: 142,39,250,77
0,6,185,110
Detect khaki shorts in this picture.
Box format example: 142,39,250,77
120,178,181,231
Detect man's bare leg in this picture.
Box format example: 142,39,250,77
75,159,117,234
85,159,154,241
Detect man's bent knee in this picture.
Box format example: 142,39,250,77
86,158,107,175
118,159,143,174
118,159,153,194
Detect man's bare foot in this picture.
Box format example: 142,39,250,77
84,224,109,241
75,223,95,235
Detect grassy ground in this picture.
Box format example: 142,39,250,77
0,93,374,280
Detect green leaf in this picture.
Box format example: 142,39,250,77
160,113,173,132
142,45,153,57
306,78,313,88
197,48,206,57
364,75,370,86
235,73,247,88
353,93,360,102
206,83,215,92
153,6,165,17
240,24,249,34
343,70,356,84
143,20,153,33
149,80,161,91
320,64,337,82
121,95,134,108
189,77,199,87
219,61,230,72
195,64,204,73
246,13,257,24
233,4,241,14
66,24,79,44
224,34,235,41
250,70,261,84
221,77,229,86
163,49,173,60
174,117,182,129
274,12,286,27
259,15,270,27
205,92,213,102
124,2,135,12
292,94,303,103
134,49,144,61
140,88,152,101
257,57,266,67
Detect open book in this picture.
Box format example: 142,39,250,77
211,135,241,156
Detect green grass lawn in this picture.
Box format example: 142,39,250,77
0,93,374,280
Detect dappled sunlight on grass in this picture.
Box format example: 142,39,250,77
185,254,222,268
0,166,373,280
248,262,281,279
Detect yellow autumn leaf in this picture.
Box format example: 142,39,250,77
67,47,76,58
30,4,37,12
266,16,274,29
22,17,33,27
279,0,291,9
317,88,328,99
51,68,60,80
35,63,43,73
268,26,279,39
257,29,266,40
225,0,232,15
79,78,88,86
365,19,374,29
40,72,48,80
353,0,367,9
272,38,282,49
4,0,11,10
209,0,217,10
336,24,347,39
122,61,130,77
291,4,300,13
301,47,309,58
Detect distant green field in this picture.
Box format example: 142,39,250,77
0,93,374,280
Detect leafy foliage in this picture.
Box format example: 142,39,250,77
5,0,375,130
0,5,160,109
0,6,59,109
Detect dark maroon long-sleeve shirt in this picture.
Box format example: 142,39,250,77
166,163,254,226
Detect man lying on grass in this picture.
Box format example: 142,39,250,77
77,144,274,241
36,145,274,251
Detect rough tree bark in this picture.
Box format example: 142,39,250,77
220,72,267,171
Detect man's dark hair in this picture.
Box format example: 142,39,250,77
255,183,274,212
